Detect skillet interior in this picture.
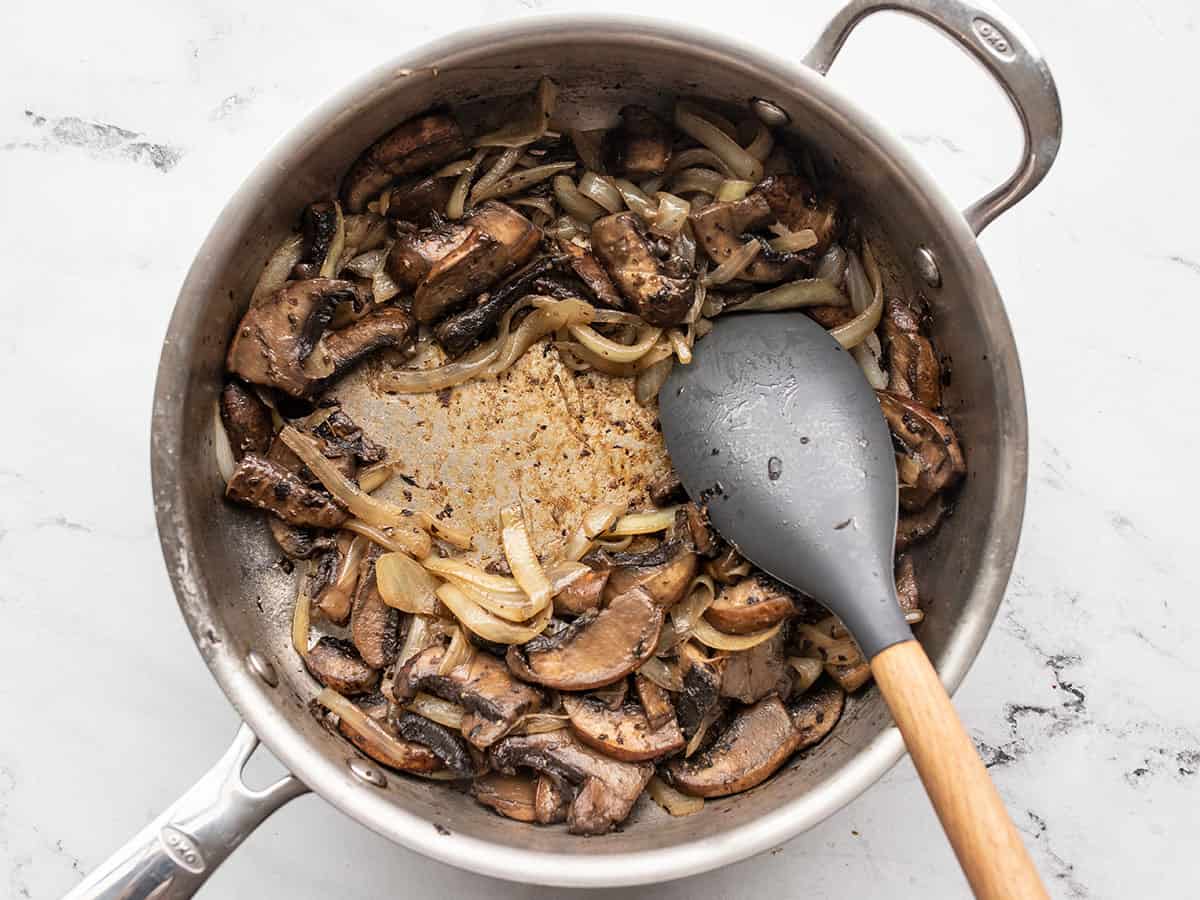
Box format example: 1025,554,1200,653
151,17,1026,886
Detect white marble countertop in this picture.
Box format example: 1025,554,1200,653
2,1,1197,897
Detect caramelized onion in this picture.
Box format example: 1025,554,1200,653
674,102,763,183
376,552,440,615
647,775,704,816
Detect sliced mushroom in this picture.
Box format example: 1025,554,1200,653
296,201,340,277
489,730,653,835
219,381,272,460
878,391,965,511
720,625,790,704
340,112,466,213
682,503,718,558
602,541,698,608
394,712,475,777
647,470,686,507
507,587,664,690
676,642,726,737
705,574,796,635
314,533,364,625
634,673,675,731
265,427,357,487
304,636,379,695
562,695,684,762
788,680,846,748
387,174,455,226
411,202,542,323
704,545,751,585
555,237,624,309
337,708,441,775
225,454,347,528
690,196,808,284
268,517,335,559
304,307,415,386
350,547,401,669
751,175,839,255
590,212,694,326
553,567,610,617
472,773,538,823
823,657,872,693
888,332,943,410
534,774,571,825
387,220,474,293
895,492,948,552
608,105,673,177
311,408,387,466
432,257,558,358
663,695,798,797
394,645,542,748
590,676,629,711
806,303,856,329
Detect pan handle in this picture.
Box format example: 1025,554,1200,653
803,0,1062,234
64,723,309,900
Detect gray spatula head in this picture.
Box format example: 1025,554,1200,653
659,312,911,658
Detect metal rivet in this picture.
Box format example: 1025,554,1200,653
348,757,387,788
245,650,278,688
914,245,942,288
751,98,790,128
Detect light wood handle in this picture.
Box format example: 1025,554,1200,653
871,640,1047,899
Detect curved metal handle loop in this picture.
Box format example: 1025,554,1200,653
65,723,309,900
804,0,1062,234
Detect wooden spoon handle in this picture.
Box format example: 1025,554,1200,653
871,640,1048,899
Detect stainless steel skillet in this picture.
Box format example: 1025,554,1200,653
70,2,1060,895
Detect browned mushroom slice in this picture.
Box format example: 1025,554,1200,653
635,673,676,731
896,492,948,552
394,645,542,748
412,202,542,323
751,175,839,254
432,257,558,358
553,567,610,617
888,331,943,410
219,381,272,460
304,636,379,695
304,307,415,385
663,695,800,797
350,548,401,669
608,105,673,177
489,730,653,835
394,712,475,777
789,680,846,748
312,409,387,466
603,541,698,608
823,657,872,693
534,774,571,825
676,642,726,737
268,518,335,559
720,625,791,704
387,221,474,293
295,201,340,278
562,695,684,762
508,587,664,691
555,237,624,309
226,278,357,397
806,303,856,329
473,773,538,823
387,174,455,226
704,545,751,585
690,197,807,284
881,295,923,340
340,112,466,213
705,574,796,635
590,212,694,326
878,391,966,511
647,470,686,507
337,709,441,775
683,503,719,557
225,454,347,528
314,533,363,625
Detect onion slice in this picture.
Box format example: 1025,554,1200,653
690,617,784,651
674,102,764,183
513,713,571,735
438,626,475,675
343,519,432,559
732,278,847,312
611,178,659,220
651,192,691,236
317,201,345,278
703,239,761,286
407,692,465,730
647,775,704,816
436,582,552,644
669,168,724,197
829,243,883,349
292,566,313,655
251,233,304,308
606,506,680,536
469,147,523,205
578,171,624,213
638,657,683,692
787,657,824,694
567,323,662,363
500,503,553,608
553,176,607,225
471,161,577,204
562,502,627,561
213,401,236,484
376,552,440,615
